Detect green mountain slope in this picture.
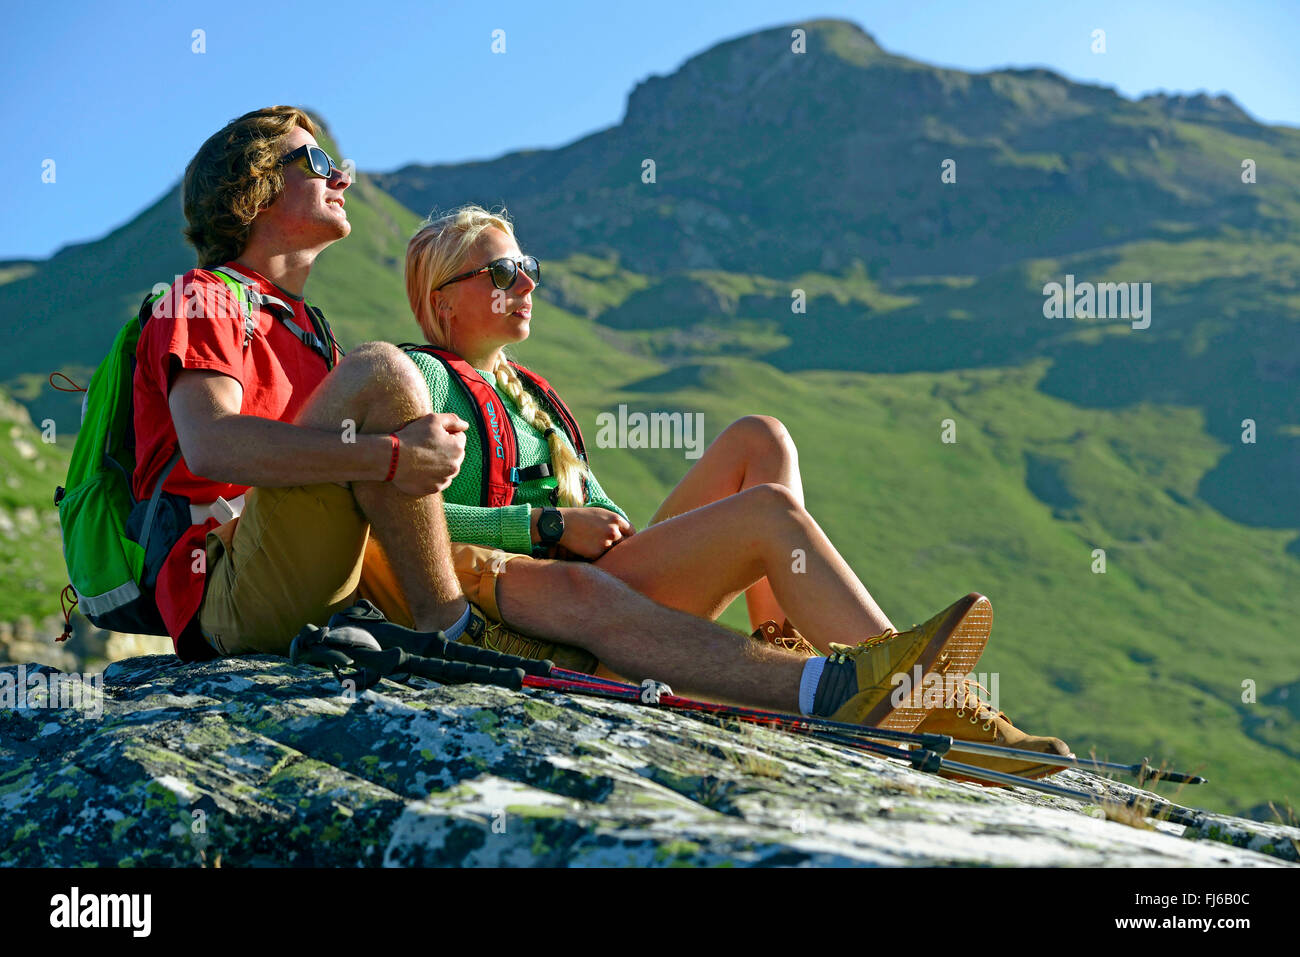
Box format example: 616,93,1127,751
549,242,1300,534
0,388,70,626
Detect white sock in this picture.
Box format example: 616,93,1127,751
442,603,472,640
798,657,827,715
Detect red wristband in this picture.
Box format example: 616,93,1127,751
384,433,400,482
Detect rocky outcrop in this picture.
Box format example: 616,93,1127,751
1,655,1296,868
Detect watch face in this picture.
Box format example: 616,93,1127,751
540,510,564,541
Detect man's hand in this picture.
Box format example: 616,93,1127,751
390,413,469,496
540,507,635,560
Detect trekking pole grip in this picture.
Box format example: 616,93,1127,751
401,653,525,691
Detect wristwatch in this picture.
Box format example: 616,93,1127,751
533,506,564,557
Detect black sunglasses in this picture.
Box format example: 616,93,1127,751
437,255,541,291
279,144,345,179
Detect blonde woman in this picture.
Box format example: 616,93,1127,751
397,205,1070,775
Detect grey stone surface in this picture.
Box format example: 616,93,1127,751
1,655,1296,867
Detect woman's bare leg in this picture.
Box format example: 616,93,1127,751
649,415,804,630
597,483,893,653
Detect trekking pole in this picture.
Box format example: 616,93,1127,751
514,672,1207,824
386,647,527,690
897,743,1205,786
318,610,563,675
293,622,1208,827
291,625,527,691
538,667,1205,785
299,617,1206,789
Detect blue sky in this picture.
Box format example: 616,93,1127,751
2,0,1296,260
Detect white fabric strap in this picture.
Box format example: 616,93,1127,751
189,494,245,526
75,580,142,617
212,264,259,286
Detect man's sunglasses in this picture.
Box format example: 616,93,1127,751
279,144,345,180
436,255,541,291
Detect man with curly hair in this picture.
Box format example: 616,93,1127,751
133,105,486,661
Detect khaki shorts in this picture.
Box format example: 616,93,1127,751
198,482,519,656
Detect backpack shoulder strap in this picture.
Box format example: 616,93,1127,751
211,266,333,366
137,290,164,328
304,302,342,370
135,450,183,555
206,267,259,346
402,345,518,507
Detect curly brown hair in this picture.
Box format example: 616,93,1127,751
182,106,317,267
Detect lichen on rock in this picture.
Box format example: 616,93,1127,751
1,656,1296,867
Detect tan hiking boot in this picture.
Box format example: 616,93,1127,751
816,593,993,732
751,619,821,657
917,678,1073,784
459,602,600,674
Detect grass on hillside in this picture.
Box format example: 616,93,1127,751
0,395,70,626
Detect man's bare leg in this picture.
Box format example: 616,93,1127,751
496,560,805,711
293,341,465,633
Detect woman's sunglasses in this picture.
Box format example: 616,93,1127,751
279,144,345,180
436,255,541,291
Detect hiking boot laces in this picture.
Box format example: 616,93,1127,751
827,628,900,662
751,619,822,657
949,677,1007,735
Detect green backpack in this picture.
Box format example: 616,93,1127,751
54,266,338,640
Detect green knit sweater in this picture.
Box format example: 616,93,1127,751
407,350,628,553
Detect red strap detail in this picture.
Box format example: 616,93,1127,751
49,372,87,393
407,347,518,507
384,433,400,482
57,584,78,642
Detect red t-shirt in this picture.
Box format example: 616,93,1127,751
132,263,341,658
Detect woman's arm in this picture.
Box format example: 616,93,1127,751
410,349,537,552
444,501,534,552
409,348,631,550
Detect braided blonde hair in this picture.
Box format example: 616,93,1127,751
405,205,588,507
